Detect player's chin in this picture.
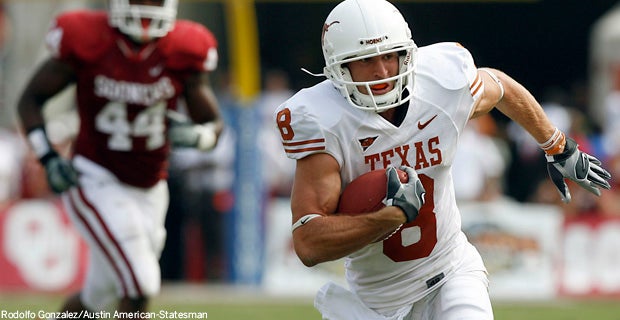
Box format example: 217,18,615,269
370,90,389,96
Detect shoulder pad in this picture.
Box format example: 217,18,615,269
46,10,113,62
416,42,478,90
159,20,219,72
275,94,327,159
274,81,350,162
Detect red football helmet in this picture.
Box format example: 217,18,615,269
109,0,177,42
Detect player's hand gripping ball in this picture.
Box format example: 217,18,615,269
337,168,409,214
337,168,409,242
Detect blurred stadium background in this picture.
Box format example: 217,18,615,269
1,0,620,319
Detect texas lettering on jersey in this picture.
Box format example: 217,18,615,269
364,137,442,171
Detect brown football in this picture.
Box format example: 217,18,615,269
338,168,409,215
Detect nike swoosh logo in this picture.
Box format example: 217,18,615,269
417,115,438,130
576,153,589,180
300,216,312,225
149,64,164,77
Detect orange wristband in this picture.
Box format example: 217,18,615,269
540,128,566,155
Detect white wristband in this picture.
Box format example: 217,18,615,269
27,127,53,159
539,127,561,150
195,122,217,151
291,214,322,232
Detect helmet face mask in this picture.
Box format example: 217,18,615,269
321,0,417,113
109,0,178,43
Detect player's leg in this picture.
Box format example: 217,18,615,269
63,156,169,316
113,179,169,315
56,293,88,317
315,282,388,320
57,165,123,316
46,293,92,320
58,293,82,312
117,296,148,314
430,269,493,319
420,241,492,320
406,242,492,320
50,223,121,317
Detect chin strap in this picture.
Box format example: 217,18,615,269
300,68,325,77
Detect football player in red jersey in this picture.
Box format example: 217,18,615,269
17,0,222,317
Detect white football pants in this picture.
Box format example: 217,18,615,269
62,155,169,311
316,267,492,320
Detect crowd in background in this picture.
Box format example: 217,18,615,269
452,81,620,217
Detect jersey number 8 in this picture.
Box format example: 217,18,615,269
276,107,439,262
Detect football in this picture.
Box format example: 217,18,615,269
337,168,409,215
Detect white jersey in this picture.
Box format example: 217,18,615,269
275,42,486,311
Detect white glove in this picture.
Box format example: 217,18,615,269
168,121,217,151
546,137,611,203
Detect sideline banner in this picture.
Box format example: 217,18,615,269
0,199,87,292
456,200,563,300
262,197,346,296
559,215,620,297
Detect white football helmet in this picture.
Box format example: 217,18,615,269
322,0,417,112
109,0,178,42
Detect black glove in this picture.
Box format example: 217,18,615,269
40,151,78,194
168,117,217,151
26,126,78,194
385,166,426,223
546,137,611,203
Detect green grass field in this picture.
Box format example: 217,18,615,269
1,286,619,320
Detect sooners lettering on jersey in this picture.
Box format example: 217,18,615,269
47,10,218,188
275,42,484,311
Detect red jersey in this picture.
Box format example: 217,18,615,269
44,10,218,188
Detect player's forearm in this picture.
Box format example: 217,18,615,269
292,207,404,266
18,58,75,131
17,95,47,131
495,73,556,143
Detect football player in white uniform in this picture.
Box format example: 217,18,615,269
274,0,612,319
